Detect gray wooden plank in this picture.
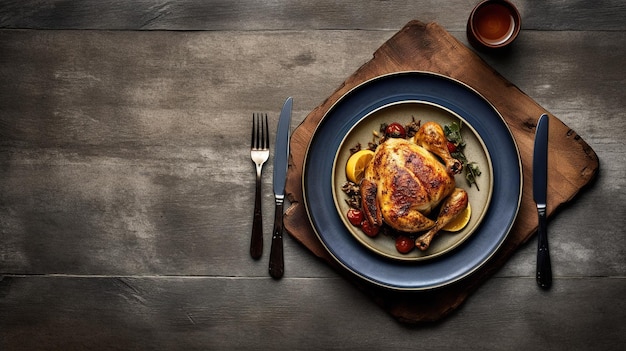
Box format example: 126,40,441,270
1,29,624,147
0,0,624,31
0,0,477,30
1,29,624,278
1,276,624,350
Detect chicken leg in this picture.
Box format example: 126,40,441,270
414,121,463,175
415,187,469,251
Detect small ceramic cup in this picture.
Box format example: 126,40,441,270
467,0,521,50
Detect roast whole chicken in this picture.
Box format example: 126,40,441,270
360,121,469,251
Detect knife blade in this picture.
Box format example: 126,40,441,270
269,97,292,279
533,113,552,289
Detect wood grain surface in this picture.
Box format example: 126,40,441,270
1,1,625,350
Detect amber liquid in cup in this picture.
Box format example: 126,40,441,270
473,3,516,45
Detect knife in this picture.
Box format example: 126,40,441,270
533,113,552,289
269,97,292,279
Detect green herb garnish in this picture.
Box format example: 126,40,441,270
444,121,481,190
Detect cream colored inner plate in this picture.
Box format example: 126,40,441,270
332,101,494,261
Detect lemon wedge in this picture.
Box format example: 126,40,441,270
442,202,472,232
345,149,375,183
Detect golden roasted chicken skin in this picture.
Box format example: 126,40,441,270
360,122,468,250
414,121,463,175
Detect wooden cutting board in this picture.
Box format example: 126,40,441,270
283,20,599,323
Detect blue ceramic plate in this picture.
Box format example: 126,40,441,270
303,71,522,290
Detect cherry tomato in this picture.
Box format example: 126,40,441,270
385,122,406,139
395,236,415,254
360,220,380,237
447,141,457,153
346,208,363,226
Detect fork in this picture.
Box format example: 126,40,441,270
250,113,270,259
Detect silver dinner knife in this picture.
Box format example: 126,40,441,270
269,97,292,279
533,113,552,289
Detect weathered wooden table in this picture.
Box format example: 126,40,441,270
1,1,624,350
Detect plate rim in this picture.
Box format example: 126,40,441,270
302,70,523,291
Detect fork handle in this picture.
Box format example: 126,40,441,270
250,171,263,259
269,199,284,279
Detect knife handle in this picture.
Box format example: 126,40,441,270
536,207,552,289
269,200,284,279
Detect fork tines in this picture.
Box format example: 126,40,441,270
252,113,269,151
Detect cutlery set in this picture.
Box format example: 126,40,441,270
249,97,293,279
250,96,551,288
